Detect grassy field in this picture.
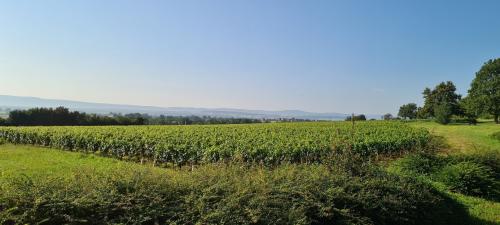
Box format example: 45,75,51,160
411,121,500,154
403,121,500,224
0,144,165,178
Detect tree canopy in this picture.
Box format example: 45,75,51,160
466,58,500,123
7,107,146,126
383,113,394,120
345,114,367,121
398,103,417,119
420,81,461,119
1,107,266,126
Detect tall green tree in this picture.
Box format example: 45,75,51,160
420,81,461,118
434,103,453,124
383,113,393,120
398,103,418,119
467,58,500,124
460,96,479,124
345,114,367,121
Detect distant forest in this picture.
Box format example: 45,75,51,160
0,107,313,126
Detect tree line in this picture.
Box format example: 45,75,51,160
0,107,146,126
345,114,367,121
394,58,499,124
144,114,263,125
0,107,274,126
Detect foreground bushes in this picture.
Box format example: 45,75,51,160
436,161,496,196
492,131,500,141
1,162,457,225
389,151,500,200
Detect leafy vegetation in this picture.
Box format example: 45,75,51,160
436,161,497,197
434,102,454,125
466,58,500,124
399,58,499,124
1,121,498,224
344,114,367,121
3,107,268,126
419,81,462,121
0,144,473,225
390,121,500,224
0,121,430,166
145,114,264,125
382,113,394,120
6,107,147,126
492,131,500,141
398,103,418,119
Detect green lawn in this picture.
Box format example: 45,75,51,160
407,121,500,224
0,144,166,178
411,121,500,154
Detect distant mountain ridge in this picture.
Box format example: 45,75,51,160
0,95,380,120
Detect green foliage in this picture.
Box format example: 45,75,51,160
450,151,500,181
405,121,500,223
398,103,418,119
491,131,500,141
0,151,453,225
7,107,147,126
420,81,462,119
436,161,496,197
0,121,430,166
416,106,427,119
147,114,264,125
344,114,367,121
459,96,479,124
434,103,453,124
382,113,393,120
467,58,500,123
389,153,447,176
391,150,500,200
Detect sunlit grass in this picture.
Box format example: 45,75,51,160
0,144,165,178
410,121,500,154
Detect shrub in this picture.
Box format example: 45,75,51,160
389,153,447,176
0,164,454,225
491,131,500,141
434,103,453,125
450,151,500,182
436,161,496,197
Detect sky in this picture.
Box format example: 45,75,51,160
1,0,499,114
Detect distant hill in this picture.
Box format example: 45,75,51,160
0,95,380,120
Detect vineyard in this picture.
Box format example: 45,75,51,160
0,121,429,166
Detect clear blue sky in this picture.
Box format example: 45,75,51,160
1,0,499,114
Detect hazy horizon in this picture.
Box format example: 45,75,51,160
1,0,499,115
0,94,358,115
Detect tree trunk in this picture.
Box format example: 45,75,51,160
495,114,499,124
